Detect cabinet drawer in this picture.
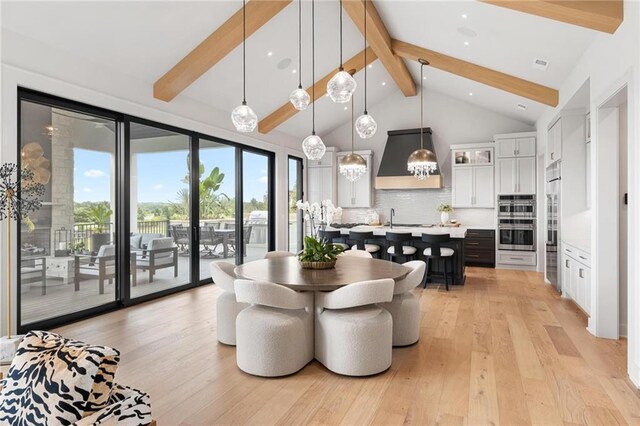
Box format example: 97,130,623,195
497,251,536,266
465,239,494,250
465,248,495,263
465,229,495,239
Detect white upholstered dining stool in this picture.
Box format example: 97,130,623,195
378,260,425,346
264,251,295,259
315,279,394,376
210,262,248,346
234,280,314,377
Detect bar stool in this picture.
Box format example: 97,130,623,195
349,231,381,258
319,230,349,250
421,233,454,291
385,232,417,263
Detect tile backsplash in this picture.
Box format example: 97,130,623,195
338,187,495,227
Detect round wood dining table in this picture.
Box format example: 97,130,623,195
234,256,410,291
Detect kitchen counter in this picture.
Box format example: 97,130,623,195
327,225,468,239
327,224,469,285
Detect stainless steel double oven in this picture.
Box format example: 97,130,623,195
497,195,536,251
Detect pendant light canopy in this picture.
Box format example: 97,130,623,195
355,0,377,139
407,59,438,180
302,0,326,160
327,0,357,104
289,0,310,111
339,98,367,181
231,0,257,132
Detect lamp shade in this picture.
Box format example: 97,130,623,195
407,148,438,180
231,104,257,133
327,70,357,103
302,134,326,160
338,153,367,182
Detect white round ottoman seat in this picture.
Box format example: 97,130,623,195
379,261,425,346
315,279,394,376
235,280,314,377
210,262,248,346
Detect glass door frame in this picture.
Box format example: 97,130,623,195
288,155,304,253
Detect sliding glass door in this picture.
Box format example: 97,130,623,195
242,150,274,262
18,96,119,328
128,121,192,299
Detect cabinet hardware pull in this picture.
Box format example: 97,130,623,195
579,255,587,260
551,152,554,160
566,249,572,252
579,268,584,278
467,242,480,245
510,257,524,260
468,255,480,258
566,260,570,268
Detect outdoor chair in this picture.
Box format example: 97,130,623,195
201,226,224,258
20,256,47,295
170,226,190,255
75,245,117,294
136,237,178,283
228,225,253,257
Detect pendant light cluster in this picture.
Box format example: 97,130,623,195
355,0,377,139
327,0,357,104
407,59,438,180
289,0,310,111
301,0,326,161
231,0,258,132
339,97,368,181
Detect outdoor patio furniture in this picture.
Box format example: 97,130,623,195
75,245,116,294
200,226,224,258
228,225,253,257
130,232,163,250
20,256,47,295
135,237,178,283
170,226,190,255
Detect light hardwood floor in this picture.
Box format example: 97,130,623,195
54,267,640,425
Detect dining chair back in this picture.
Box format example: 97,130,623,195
319,230,349,250
315,279,394,376
385,232,416,263
421,233,454,291
210,262,248,346
264,251,294,259
234,280,314,377
339,250,372,259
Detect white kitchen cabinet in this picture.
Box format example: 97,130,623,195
452,166,494,208
562,242,591,315
336,150,373,208
495,134,536,158
547,118,562,166
306,147,336,204
496,157,536,194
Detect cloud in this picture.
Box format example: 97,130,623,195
82,188,93,193
84,169,106,178
259,176,268,184
153,184,164,190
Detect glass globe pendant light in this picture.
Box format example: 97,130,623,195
355,0,377,139
289,0,310,111
407,59,438,180
302,0,326,161
339,98,367,181
326,0,357,104
231,0,258,132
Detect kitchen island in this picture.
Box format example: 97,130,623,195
327,225,468,285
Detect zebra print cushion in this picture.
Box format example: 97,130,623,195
74,384,152,426
0,331,120,425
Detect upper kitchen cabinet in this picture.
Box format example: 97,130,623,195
496,157,536,194
495,132,537,158
547,118,562,166
336,150,373,208
307,147,336,204
451,144,494,208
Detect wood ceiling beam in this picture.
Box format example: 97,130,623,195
480,0,623,34
258,47,377,134
342,0,416,97
391,39,559,107
154,0,292,102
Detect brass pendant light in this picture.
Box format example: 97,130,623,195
407,59,438,180
339,97,367,181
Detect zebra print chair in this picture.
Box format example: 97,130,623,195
0,331,154,426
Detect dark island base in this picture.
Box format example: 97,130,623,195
344,237,466,285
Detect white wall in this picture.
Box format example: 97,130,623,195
322,89,533,225
535,0,640,386
0,29,304,335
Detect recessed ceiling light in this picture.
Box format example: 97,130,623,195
267,51,273,57
469,92,473,96
382,82,387,86
423,76,426,80
461,13,468,19
368,64,373,69
292,69,297,74
344,106,348,110
457,27,477,38
517,103,527,110
464,41,470,46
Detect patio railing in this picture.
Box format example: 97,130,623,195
72,220,171,251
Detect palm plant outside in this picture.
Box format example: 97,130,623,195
178,155,231,220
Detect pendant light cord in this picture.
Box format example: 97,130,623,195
297,0,302,88
351,97,355,152
242,0,247,105
339,0,344,70
312,0,316,134
363,0,368,114
420,62,424,149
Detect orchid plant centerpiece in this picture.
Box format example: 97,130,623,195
296,200,344,269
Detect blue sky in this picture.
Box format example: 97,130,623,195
74,147,269,203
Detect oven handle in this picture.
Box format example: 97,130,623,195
498,225,536,230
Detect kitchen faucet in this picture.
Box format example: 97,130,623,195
390,208,395,229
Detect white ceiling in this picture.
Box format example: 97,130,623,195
2,1,597,137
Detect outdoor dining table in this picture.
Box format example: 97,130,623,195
234,256,410,291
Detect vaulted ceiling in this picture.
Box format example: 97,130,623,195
2,1,613,137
